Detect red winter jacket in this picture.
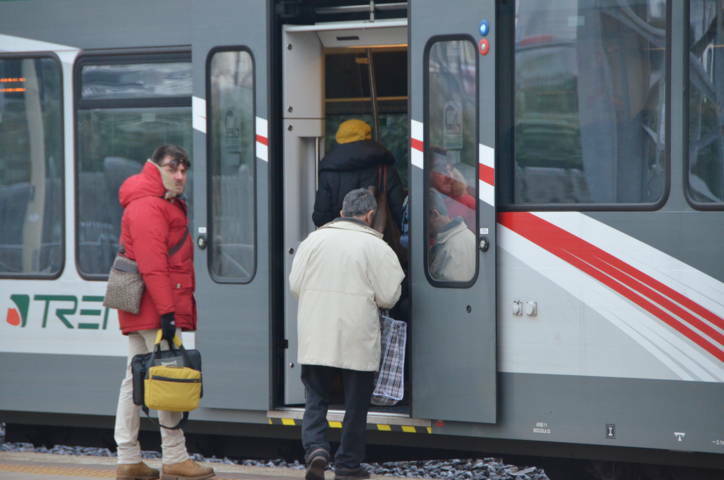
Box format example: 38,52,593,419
116,161,196,334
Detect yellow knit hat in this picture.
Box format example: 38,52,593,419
335,119,372,144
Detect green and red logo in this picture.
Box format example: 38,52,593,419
6,294,29,327
5,294,112,330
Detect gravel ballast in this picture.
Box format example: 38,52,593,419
0,422,549,479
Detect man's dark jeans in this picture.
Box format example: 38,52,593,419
301,365,375,471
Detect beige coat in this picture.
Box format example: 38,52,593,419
289,219,404,371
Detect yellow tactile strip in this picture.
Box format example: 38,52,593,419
0,462,114,477
0,463,253,480
0,452,419,480
267,418,432,434
0,453,307,480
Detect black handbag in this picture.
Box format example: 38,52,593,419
131,331,202,429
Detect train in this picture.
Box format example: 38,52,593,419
0,0,722,471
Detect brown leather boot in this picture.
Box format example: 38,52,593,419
161,459,215,480
116,461,160,480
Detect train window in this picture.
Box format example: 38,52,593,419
208,49,256,283
0,56,64,277
75,53,192,278
424,39,479,286
509,0,668,207
81,62,191,100
687,0,724,206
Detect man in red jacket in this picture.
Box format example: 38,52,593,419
113,145,214,480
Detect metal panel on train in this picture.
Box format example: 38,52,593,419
409,0,497,423
190,0,271,411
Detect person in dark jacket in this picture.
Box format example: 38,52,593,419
313,119,405,229
113,145,214,480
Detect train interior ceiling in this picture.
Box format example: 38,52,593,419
281,20,410,411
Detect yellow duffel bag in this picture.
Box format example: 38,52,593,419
132,330,203,429
144,364,202,413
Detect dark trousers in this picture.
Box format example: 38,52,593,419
301,365,375,471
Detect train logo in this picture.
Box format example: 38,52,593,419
5,294,29,327
4,293,112,330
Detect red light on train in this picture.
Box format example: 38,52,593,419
479,39,490,56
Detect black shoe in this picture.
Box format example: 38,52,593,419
334,467,370,480
305,448,329,480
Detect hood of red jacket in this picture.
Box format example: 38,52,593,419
119,161,165,208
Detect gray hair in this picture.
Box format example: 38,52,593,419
341,188,377,218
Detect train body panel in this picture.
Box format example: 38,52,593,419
0,0,191,51
497,212,724,383
0,0,722,465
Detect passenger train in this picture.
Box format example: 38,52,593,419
0,0,722,470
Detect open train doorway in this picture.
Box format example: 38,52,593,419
280,20,411,415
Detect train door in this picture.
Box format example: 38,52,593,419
281,22,409,406
409,0,497,422
191,0,272,410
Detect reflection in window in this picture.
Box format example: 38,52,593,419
209,50,255,282
0,57,63,275
81,62,192,100
513,0,667,205
688,0,724,204
77,56,192,276
426,40,478,284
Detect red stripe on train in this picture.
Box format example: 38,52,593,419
600,250,724,331
256,134,268,146
498,212,724,362
479,165,495,186
411,138,424,152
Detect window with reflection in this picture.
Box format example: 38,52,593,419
81,62,191,100
76,55,192,277
688,0,724,205
425,39,478,285
0,57,63,276
513,0,667,205
208,50,255,282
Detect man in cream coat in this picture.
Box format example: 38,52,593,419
290,188,404,480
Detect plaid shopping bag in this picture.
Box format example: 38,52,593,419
371,312,407,406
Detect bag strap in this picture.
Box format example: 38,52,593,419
142,407,189,430
376,165,388,193
150,330,191,366
118,227,189,258
167,228,189,257
153,328,183,348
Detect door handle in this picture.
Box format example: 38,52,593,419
479,235,489,252
197,233,207,250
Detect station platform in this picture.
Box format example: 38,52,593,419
0,451,402,480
